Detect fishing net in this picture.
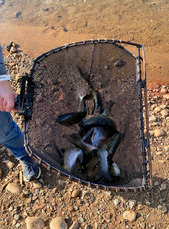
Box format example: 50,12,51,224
21,39,152,192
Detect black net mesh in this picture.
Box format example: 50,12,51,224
24,41,150,191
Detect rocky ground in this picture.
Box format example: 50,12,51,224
0,48,169,229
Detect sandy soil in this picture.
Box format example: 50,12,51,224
0,0,169,84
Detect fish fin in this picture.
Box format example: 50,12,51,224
103,100,114,116
97,149,111,182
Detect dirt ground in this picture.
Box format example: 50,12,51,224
0,0,169,84
0,1,169,229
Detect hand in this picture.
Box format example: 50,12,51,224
0,81,17,112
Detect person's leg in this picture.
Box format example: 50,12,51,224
0,111,27,159
0,111,41,181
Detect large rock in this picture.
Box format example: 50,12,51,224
50,217,68,229
123,210,137,222
25,217,44,229
6,182,22,195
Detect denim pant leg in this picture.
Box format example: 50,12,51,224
0,111,27,160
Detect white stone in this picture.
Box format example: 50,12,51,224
50,217,68,229
128,200,137,209
15,223,21,228
161,183,167,190
113,198,121,206
25,217,44,229
14,214,20,220
123,210,137,222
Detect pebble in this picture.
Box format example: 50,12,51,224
113,198,121,206
78,217,84,223
15,223,21,228
15,73,21,81
85,225,90,229
50,217,68,229
160,87,168,94
139,222,146,229
154,129,165,137
26,197,32,204
149,115,157,122
123,210,137,222
10,46,18,53
69,221,79,229
161,109,169,117
6,182,22,195
154,181,159,186
14,214,20,220
161,183,167,190
32,181,42,189
12,219,17,226
145,201,151,206
137,204,143,210
157,204,168,213
0,145,7,153
57,179,66,190
128,199,137,209
81,191,89,199
164,146,169,151
163,94,169,99
25,217,44,229
71,189,81,198
94,223,98,229
154,107,161,113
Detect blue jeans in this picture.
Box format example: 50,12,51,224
0,111,27,160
